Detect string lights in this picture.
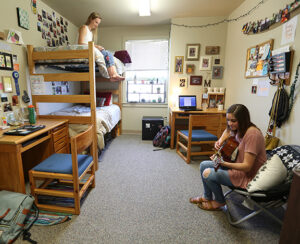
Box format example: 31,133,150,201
171,0,266,28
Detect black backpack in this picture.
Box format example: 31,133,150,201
153,126,171,149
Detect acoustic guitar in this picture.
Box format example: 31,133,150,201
213,136,239,172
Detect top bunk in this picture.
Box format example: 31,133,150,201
27,43,125,81
26,42,123,120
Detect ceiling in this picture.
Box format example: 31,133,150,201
41,0,245,27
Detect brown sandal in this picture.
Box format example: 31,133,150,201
189,196,209,204
197,201,225,211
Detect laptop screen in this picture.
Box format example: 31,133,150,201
179,95,197,110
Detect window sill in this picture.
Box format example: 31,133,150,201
122,103,168,108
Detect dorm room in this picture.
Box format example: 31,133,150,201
1,0,300,243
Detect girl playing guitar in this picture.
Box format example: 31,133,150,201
189,104,266,211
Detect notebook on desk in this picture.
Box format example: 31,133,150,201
4,125,46,136
179,95,202,111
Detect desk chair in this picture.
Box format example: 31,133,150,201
29,125,96,215
224,145,300,226
176,114,221,163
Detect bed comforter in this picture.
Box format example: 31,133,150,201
51,104,121,150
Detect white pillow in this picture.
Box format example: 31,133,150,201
247,154,287,192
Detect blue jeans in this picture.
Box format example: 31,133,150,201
200,160,234,204
101,50,115,67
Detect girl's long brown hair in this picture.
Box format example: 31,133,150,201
227,104,256,138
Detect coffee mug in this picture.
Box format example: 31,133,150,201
207,87,213,93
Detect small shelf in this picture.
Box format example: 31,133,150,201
202,93,225,109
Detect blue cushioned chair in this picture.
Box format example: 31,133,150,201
29,125,96,215
176,114,222,163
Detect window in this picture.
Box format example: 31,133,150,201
125,39,169,103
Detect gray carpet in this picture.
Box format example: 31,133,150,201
17,134,283,244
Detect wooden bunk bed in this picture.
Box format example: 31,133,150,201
27,41,123,169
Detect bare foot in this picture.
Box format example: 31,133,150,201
110,75,125,82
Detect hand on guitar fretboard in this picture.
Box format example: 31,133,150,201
212,154,224,172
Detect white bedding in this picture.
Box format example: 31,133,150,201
51,104,121,150
33,45,125,79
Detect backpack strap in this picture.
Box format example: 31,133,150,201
22,203,39,244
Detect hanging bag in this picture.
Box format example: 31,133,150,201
265,81,282,150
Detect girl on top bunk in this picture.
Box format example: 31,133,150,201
78,12,125,82
190,104,266,211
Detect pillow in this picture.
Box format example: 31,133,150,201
96,97,106,107
96,92,112,106
246,154,287,192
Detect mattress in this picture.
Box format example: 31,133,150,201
33,45,125,79
50,104,121,150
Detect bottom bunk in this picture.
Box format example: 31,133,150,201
50,104,121,150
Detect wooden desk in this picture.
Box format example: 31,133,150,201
0,119,69,193
169,108,226,149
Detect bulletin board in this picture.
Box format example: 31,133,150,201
244,39,274,78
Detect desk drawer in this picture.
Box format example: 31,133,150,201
54,136,67,152
55,145,68,154
53,125,67,142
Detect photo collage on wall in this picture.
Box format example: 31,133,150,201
37,10,69,47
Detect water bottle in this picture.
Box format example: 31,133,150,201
28,105,36,124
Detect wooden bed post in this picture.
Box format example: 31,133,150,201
88,41,99,169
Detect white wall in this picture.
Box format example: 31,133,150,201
0,0,78,121
98,25,171,133
169,16,228,109
224,0,300,145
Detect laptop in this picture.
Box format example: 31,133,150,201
179,95,199,111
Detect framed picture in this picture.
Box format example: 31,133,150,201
212,66,223,79
214,57,221,65
186,64,195,74
245,39,273,78
179,77,187,88
186,44,200,61
2,76,13,92
190,76,202,85
205,46,220,55
199,56,212,71
0,53,14,71
175,56,184,73
17,7,29,30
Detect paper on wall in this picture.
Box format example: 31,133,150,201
30,75,45,95
257,80,270,97
6,29,24,45
281,15,298,45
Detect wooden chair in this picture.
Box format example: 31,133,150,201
29,125,96,215
176,114,222,163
